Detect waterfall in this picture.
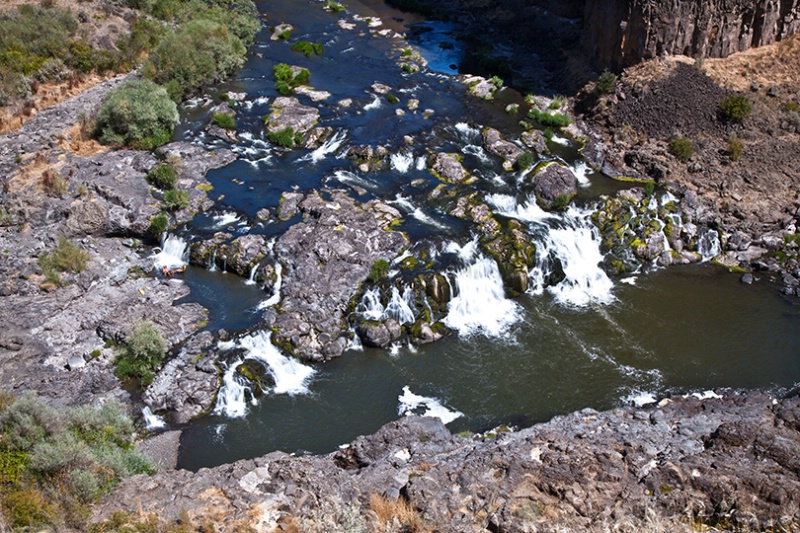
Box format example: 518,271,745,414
398,386,463,424
358,288,385,320
384,286,416,324
443,255,521,337
697,229,721,261
207,249,217,272
239,331,316,395
540,208,615,307
214,331,316,418
390,151,414,173
487,193,553,223
214,357,253,418
142,407,166,430
257,262,283,309
153,234,189,270
244,264,258,285
299,129,347,163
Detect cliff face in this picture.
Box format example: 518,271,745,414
585,0,800,69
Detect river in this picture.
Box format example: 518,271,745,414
161,0,800,469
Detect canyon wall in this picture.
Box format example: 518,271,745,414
584,0,800,69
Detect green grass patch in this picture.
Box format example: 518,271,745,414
528,108,571,128
211,112,236,130
146,164,177,190
38,236,89,286
719,94,751,124
367,259,390,283
290,41,323,57
273,62,310,95
267,126,300,148
114,321,167,386
163,189,189,211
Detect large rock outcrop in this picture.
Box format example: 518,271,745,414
93,391,800,532
584,0,800,70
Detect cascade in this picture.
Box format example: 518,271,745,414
258,261,283,309
300,129,347,163
244,264,258,285
214,358,254,418
443,254,521,337
142,407,166,430
697,229,722,261
239,331,316,395
207,249,218,272
384,286,416,324
364,94,382,110
153,234,189,271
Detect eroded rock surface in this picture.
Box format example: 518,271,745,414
272,190,408,361
93,392,800,532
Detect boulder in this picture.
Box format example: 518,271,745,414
265,97,319,138
530,162,578,210
482,127,524,169
432,152,469,183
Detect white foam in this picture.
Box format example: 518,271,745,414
239,331,316,395
214,358,253,418
573,161,591,188
697,229,721,261
398,386,463,424
623,390,658,407
364,94,382,110
212,212,240,228
545,223,615,307
142,407,166,430
454,122,480,140
390,151,414,173
487,193,553,223
152,234,189,270
690,390,722,400
444,255,521,337
298,130,347,163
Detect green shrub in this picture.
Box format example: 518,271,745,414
211,112,236,130
551,193,571,211
668,135,695,162
115,321,167,385
290,41,323,57
387,93,399,104
163,189,190,211
2,487,57,529
147,164,177,190
515,152,534,171
595,69,617,95
148,213,169,239
719,94,751,124
528,108,571,128
489,75,503,89
326,0,345,11
143,19,247,99
272,62,310,95
267,126,298,148
38,236,90,286
727,133,743,161
95,79,178,150
367,259,390,283
0,392,60,451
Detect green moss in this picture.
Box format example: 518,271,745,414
387,93,399,104
367,259,390,283
528,108,571,128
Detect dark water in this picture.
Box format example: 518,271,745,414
172,0,800,470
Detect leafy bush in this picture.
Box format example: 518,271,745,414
719,94,751,124
290,41,323,57
367,259,390,283
325,0,345,12
489,75,503,89
163,189,190,211
211,112,236,130
95,79,179,150
387,93,399,104
0,393,150,530
595,69,617,95
114,321,167,385
143,18,247,99
147,164,177,190
668,135,695,162
38,236,90,286
273,63,310,95
267,126,299,148
148,213,169,240
515,152,534,171
528,107,571,128
727,133,743,161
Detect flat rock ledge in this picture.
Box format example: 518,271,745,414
93,391,800,532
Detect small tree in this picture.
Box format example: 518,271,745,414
595,69,617,95
94,79,178,150
115,321,166,385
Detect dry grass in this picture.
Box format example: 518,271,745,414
703,34,800,92
369,494,429,533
